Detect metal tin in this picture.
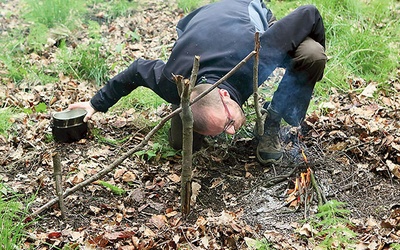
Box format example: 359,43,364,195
52,109,88,143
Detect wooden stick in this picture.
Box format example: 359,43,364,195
52,152,66,219
180,56,199,216
30,51,256,218
252,32,264,136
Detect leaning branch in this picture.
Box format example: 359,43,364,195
30,50,256,218
191,51,256,104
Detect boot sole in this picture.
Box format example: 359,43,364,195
256,150,283,165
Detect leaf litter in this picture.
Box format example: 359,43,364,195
1,0,400,249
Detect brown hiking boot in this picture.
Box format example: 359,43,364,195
255,108,283,164
256,126,283,164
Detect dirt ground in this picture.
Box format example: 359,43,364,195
1,0,400,249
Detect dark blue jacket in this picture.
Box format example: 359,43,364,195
90,0,325,114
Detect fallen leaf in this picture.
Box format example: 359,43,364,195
167,173,180,183
114,168,126,179
210,178,223,188
191,182,201,204
48,232,62,239
360,82,377,98
327,141,348,151
69,231,85,242
387,160,400,179
69,172,85,184
298,223,317,237
150,214,167,229
143,227,156,237
122,171,136,182
89,206,101,215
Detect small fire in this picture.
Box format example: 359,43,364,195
286,168,312,208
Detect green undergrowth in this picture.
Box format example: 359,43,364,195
0,108,14,138
307,200,356,249
269,0,399,101
248,200,357,249
56,41,110,85
0,182,34,249
23,0,86,29
87,0,139,21
113,87,167,111
98,181,126,195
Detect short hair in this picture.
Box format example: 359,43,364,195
190,84,220,134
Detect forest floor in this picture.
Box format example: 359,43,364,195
1,0,400,249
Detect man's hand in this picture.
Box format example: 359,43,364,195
68,102,97,122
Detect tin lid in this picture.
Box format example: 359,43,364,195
52,109,87,127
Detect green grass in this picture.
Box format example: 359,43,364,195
391,243,400,250
87,0,139,21
269,0,400,100
177,0,205,13
245,237,273,250
0,183,33,249
23,0,86,29
177,0,218,13
110,89,179,159
92,128,131,146
113,87,167,111
0,108,13,138
56,41,110,85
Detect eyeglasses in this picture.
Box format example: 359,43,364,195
219,92,235,133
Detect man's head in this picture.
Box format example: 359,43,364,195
190,84,246,136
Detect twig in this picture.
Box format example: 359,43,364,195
52,152,66,219
30,51,256,218
309,168,327,206
237,166,298,200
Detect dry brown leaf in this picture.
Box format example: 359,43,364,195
387,160,400,179
150,214,167,229
114,168,126,179
298,223,317,237
167,173,180,183
327,141,348,151
143,227,156,237
122,171,136,182
196,216,208,227
89,206,101,215
210,178,223,188
191,182,201,204
165,210,178,217
69,172,85,185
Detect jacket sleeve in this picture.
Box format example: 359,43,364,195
90,58,171,112
90,63,139,113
